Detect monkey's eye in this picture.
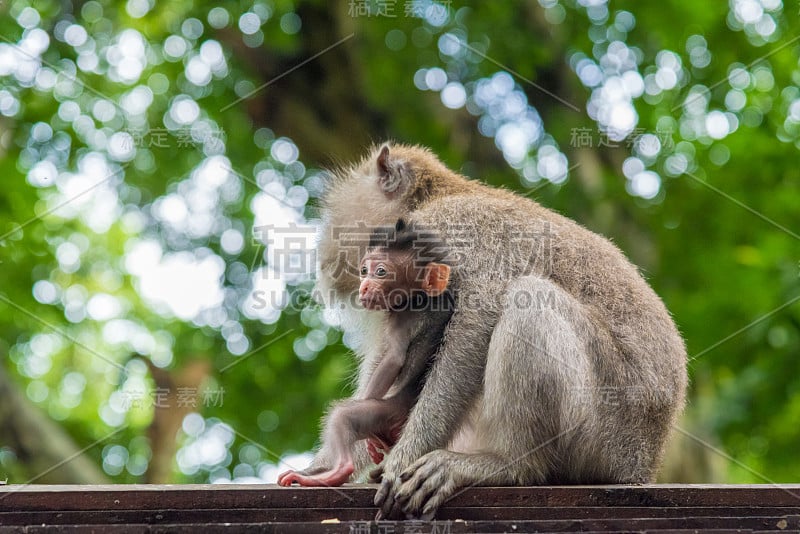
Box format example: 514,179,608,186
375,266,387,278
360,265,368,276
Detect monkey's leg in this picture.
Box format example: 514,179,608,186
282,324,387,486
279,398,409,487
278,401,367,487
279,444,372,484
390,277,603,518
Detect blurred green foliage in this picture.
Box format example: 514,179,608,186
0,0,798,484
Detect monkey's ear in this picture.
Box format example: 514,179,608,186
422,263,450,297
395,218,406,232
377,145,391,177
375,144,412,197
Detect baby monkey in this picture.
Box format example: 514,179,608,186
278,219,453,486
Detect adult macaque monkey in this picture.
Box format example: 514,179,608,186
309,143,687,519
277,219,454,487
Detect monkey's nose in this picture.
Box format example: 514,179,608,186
359,287,368,299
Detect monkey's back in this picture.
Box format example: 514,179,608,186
410,187,687,401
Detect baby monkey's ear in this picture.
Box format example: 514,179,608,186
421,262,451,297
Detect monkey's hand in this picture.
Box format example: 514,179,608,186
277,462,354,487
372,463,404,519
375,450,464,520
277,450,353,488
366,437,391,464
277,466,322,486
366,423,403,464
372,444,421,520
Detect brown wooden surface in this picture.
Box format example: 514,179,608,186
1,484,799,532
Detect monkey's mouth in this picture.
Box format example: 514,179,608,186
359,296,388,310
360,296,411,311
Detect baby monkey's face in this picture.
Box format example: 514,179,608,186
358,248,450,312
358,250,408,311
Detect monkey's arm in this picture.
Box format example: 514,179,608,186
403,309,492,447
374,306,496,516
360,333,410,400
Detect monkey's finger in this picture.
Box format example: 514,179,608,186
279,465,325,485
277,480,294,487
277,470,298,486
403,469,453,518
374,477,392,507
375,492,397,521
366,441,385,464
388,498,405,520
420,480,458,520
395,460,442,505
376,500,402,521
397,468,437,503
380,489,405,521
376,476,401,519
399,453,440,484
377,486,396,518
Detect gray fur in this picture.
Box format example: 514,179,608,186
310,143,687,519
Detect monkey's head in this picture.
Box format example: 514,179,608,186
324,143,459,210
373,144,464,204
358,219,451,312
317,143,469,301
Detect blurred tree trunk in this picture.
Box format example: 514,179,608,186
0,367,109,484
144,359,211,484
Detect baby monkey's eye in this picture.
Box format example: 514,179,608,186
375,266,387,277
360,265,368,276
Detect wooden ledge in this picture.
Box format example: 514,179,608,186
1,484,799,532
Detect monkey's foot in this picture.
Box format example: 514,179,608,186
277,462,354,487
